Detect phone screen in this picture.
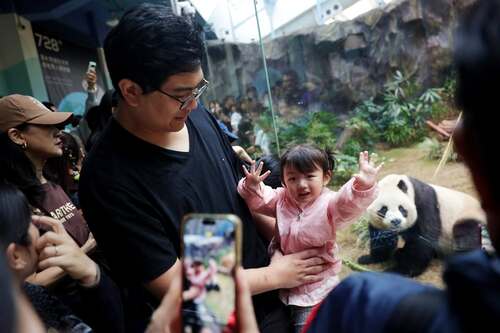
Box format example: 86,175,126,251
181,214,241,333
87,61,96,73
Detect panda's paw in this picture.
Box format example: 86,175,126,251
358,254,385,265
385,265,424,277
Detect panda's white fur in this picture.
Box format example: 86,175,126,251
368,174,486,253
360,174,486,276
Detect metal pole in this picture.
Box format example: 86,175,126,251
253,0,280,155
170,0,178,15
97,47,113,91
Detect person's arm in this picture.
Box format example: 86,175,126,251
232,145,253,164
145,259,182,300
80,180,180,299
84,70,98,115
330,152,381,229
250,212,275,241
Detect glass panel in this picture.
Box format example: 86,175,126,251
196,0,478,288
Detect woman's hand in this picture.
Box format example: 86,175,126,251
353,151,383,190
33,216,98,286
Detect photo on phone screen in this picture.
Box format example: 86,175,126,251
181,214,241,333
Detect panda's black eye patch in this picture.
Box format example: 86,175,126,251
397,180,408,194
399,205,408,217
378,206,388,217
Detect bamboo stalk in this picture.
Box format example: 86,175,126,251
432,112,462,180
342,259,373,272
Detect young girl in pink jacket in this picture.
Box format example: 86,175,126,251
238,144,381,332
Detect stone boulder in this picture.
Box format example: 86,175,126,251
205,0,477,114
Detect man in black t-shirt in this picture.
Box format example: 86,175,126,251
80,4,327,332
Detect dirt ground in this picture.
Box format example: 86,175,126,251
337,144,478,288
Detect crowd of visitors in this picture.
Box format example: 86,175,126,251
207,70,324,157
1,1,499,333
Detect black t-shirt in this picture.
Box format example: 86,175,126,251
79,106,279,330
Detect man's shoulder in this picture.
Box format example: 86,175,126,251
307,273,438,333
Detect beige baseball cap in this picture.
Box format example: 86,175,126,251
0,94,72,133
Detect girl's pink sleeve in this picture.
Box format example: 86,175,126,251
237,178,283,218
328,177,378,229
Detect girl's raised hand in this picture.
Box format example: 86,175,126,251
353,151,383,190
242,161,271,189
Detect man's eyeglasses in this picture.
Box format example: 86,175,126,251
157,78,209,111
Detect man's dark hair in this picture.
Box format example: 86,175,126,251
85,89,115,151
0,251,15,333
104,3,203,96
455,0,500,199
257,155,282,189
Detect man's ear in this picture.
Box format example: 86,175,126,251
6,128,26,146
118,79,143,107
5,243,27,271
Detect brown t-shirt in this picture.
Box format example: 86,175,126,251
39,183,90,246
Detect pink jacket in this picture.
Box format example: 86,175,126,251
238,177,378,306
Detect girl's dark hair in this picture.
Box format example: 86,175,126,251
0,182,32,251
0,130,44,207
45,132,81,194
280,144,335,181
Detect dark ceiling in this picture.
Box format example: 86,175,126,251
0,0,213,48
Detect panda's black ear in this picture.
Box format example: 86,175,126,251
397,180,408,194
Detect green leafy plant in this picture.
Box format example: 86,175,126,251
267,111,340,150
347,71,450,147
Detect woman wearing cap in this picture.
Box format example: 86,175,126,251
0,94,125,332
0,94,92,270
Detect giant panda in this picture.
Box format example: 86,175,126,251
358,174,487,277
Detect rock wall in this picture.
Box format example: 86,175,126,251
205,0,477,114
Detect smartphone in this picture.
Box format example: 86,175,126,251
180,214,242,333
87,61,97,73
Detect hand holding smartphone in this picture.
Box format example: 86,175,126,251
181,214,241,333
87,61,97,73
